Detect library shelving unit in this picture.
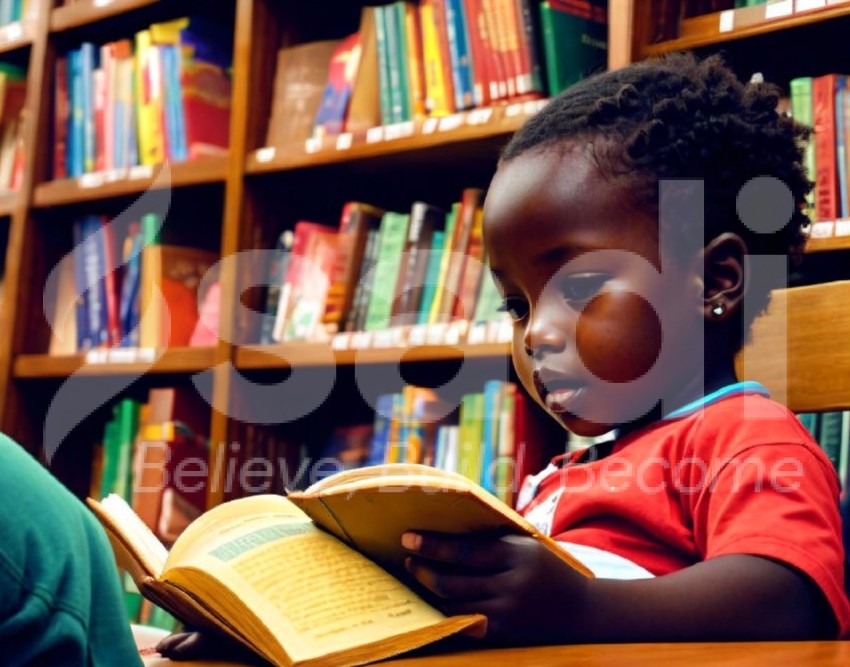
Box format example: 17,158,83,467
0,0,568,504
611,1,850,409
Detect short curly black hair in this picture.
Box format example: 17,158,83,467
501,52,811,346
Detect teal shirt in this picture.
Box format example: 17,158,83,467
0,434,141,666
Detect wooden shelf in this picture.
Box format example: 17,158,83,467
50,0,160,32
806,235,850,253
236,342,511,371
643,1,850,56
14,347,217,378
0,20,34,53
0,191,19,217
246,100,548,175
32,157,228,208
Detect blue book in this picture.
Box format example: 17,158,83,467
480,380,504,494
416,230,446,325
367,394,396,466
444,0,475,111
167,44,188,161
68,50,84,178
80,43,97,174
836,79,848,219
71,220,91,350
83,215,109,347
119,228,143,346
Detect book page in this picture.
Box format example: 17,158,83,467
162,495,454,664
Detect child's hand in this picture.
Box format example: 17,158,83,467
401,531,588,645
156,630,266,664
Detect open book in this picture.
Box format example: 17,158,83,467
89,463,593,667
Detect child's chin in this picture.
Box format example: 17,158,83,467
561,414,617,439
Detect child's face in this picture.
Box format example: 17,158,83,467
483,146,706,436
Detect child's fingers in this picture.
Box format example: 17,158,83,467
156,631,260,662
401,531,514,570
405,556,497,600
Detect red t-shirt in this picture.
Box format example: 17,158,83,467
520,392,850,637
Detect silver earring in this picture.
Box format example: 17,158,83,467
711,302,725,318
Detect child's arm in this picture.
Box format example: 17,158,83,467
401,532,834,644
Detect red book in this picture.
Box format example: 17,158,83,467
54,56,69,179
100,217,122,346
182,59,231,158
462,0,492,107
813,74,842,222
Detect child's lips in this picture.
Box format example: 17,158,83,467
533,369,586,414
545,386,585,413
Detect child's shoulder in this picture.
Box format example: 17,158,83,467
681,392,823,460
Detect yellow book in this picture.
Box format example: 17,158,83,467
427,202,458,324
89,463,592,667
135,29,166,165
419,0,454,116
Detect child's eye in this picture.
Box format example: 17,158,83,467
561,273,609,303
497,296,530,322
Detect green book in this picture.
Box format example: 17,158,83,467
789,77,816,213
473,256,506,324
457,392,485,485
540,1,608,95
819,411,843,473
391,2,412,122
364,212,410,331
416,230,446,325
374,6,393,125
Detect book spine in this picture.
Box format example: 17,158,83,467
416,230,446,325
349,229,380,333
54,56,69,179
72,219,92,350
462,0,490,107
260,231,294,344
374,6,394,125
790,77,816,215
80,42,96,174
420,0,455,116
514,0,544,95
444,0,475,110
364,212,410,332
100,216,122,346
404,2,427,118
813,74,839,222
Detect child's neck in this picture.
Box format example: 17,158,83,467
618,360,741,439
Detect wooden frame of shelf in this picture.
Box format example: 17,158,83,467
246,101,548,175
0,192,20,218
236,343,511,371
806,235,850,253
642,1,850,56
49,0,161,33
32,157,229,207
14,347,217,378
0,19,34,53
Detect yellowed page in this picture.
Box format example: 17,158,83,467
302,463,472,494
162,495,459,665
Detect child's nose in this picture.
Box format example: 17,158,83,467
523,305,568,357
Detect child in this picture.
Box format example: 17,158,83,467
159,53,849,659
399,52,849,643
0,434,141,664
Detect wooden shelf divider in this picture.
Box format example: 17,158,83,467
246,100,548,175
643,1,850,55
0,19,34,53
49,0,161,33
32,156,228,207
14,347,217,378
235,342,511,371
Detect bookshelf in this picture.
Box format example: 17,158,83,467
4,0,847,509
0,0,576,506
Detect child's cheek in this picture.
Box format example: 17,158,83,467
576,292,661,384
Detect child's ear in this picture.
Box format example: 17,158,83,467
700,232,747,322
